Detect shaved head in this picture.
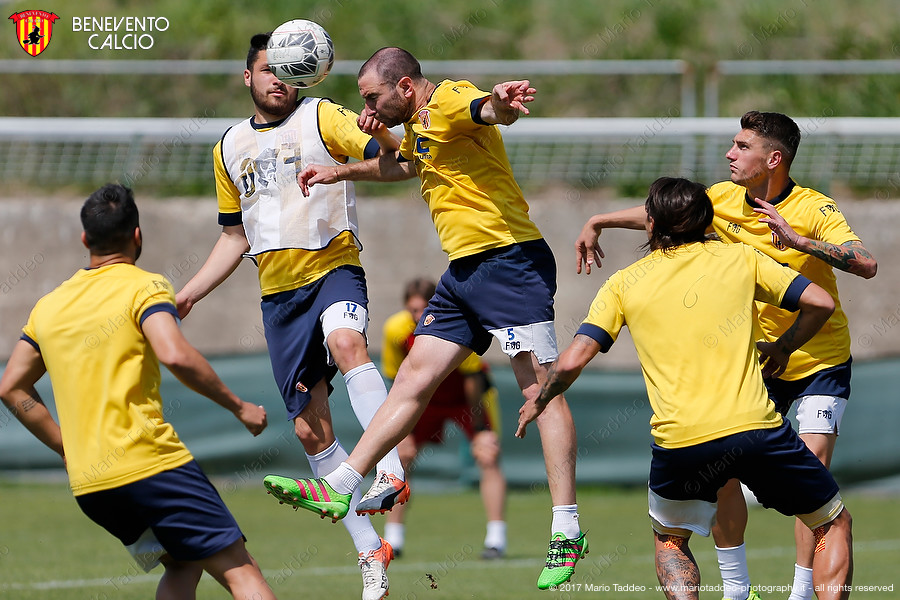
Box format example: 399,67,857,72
359,47,424,86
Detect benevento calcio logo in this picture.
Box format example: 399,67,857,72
9,10,59,56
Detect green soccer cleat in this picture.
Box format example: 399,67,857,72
537,532,589,590
263,475,350,522
721,587,763,600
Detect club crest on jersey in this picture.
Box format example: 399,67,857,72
9,10,59,57
422,314,435,326
295,381,308,393
772,231,786,251
418,109,431,129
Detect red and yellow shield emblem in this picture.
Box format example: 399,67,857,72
9,10,59,57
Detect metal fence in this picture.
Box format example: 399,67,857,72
2,116,900,194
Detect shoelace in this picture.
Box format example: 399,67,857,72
544,538,578,567
364,472,391,496
358,553,384,586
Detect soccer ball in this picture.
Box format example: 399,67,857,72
266,19,334,88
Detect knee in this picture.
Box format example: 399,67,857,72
472,431,501,467
328,329,367,368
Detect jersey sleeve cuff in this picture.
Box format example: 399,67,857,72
470,96,491,125
780,275,812,312
20,333,40,353
362,138,381,160
576,323,615,353
218,211,242,226
139,303,180,327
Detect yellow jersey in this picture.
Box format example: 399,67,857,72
216,99,378,296
399,80,543,260
708,180,860,380
381,309,482,380
21,264,193,495
580,242,800,448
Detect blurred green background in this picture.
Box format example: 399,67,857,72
4,0,900,118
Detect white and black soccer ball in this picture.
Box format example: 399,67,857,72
266,19,334,88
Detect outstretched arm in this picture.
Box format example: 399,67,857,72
175,224,250,318
297,152,416,196
0,340,64,458
575,205,647,274
479,80,536,125
515,334,601,438
753,198,877,279
142,311,268,436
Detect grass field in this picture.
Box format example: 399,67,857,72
1,479,898,600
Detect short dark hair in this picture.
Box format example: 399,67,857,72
359,47,423,85
644,177,713,253
403,277,436,303
247,32,271,70
81,184,140,255
740,110,801,166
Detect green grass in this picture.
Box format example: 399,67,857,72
1,479,898,599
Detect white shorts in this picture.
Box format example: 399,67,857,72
647,488,716,538
489,321,559,364
793,395,847,435
320,300,369,365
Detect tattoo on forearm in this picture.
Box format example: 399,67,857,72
537,364,566,406
18,395,42,414
805,240,873,274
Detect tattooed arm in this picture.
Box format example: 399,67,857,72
757,280,835,378
753,198,878,279
0,340,64,457
515,334,601,438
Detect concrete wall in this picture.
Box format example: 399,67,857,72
2,191,898,367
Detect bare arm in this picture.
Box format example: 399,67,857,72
479,80,536,125
175,224,250,318
0,340,64,457
757,281,835,378
357,109,402,155
515,334,601,438
575,205,647,274
753,198,878,279
297,151,416,196
141,311,267,435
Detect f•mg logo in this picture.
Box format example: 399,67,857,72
9,10,59,56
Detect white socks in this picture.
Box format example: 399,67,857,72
484,520,507,551
716,544,751,600
383,522,405,553
551,504,581,539
307,442,379,553
787,564,814,600
343,362,405,479
324,461,364,495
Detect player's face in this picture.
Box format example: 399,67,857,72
726,129,772,189
358,72,412,128
405,295,428,324
246,51,298,120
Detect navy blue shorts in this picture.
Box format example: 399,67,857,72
649,420,840,517
261,265,369,419
415,239,558,361
765,358,852,415
75,460,244,562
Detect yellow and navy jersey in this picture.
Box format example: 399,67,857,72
381,309,482,380
578,241,805,448
399,80,543,260
216,99,380,296
708,180,860,380
21,264,193,495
